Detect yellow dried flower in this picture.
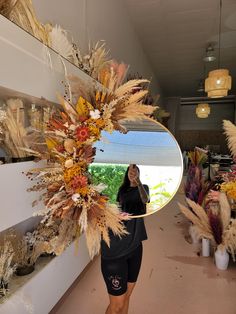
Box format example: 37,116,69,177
64,165,83,183
221,181,236,200
95,118,105,129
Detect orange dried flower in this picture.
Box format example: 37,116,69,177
72,175,88,190
75,126,90,142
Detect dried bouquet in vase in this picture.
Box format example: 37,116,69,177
0,99,34,160
25,64,156,258
0,240,16,297
178,192,231,249
184,148,212,205
11,235,46,276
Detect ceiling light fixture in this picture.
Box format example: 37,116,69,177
196,103,211,118
205,0,232,98
203,44,216,62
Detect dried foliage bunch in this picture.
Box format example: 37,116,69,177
178,192,236,254
0,108,6,146
224,219,236,261
223,120,236,158
184,148,212,205
25,218,78,256
0,240,16,297
25,68,155,257
0,0,51,45
220,120,236,200
10,233,46,269
0,99,33,158
0,1,112,84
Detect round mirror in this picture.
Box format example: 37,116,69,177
90,119,183,217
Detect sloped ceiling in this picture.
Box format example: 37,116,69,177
124,0,236,97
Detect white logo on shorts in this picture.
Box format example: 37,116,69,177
109,276,122,290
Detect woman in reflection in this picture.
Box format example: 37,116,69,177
101,164,149,314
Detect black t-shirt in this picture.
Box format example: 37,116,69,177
101,185,149,260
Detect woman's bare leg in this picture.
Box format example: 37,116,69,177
122,282,136,314
105,293,127,314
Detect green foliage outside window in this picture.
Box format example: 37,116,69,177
89,164,127,203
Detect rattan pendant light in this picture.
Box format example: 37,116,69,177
196,103,211,118
205,0,232,98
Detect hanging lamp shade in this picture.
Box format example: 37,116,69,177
205,69,232,98
196,103,211,118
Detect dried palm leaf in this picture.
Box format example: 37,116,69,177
224,219,236,261
49,25,74,60
186,198,211,233
86,202,129,258
114,103,155,122
114,79,149,98
3,104,31,158
0,0,18,17
178,201,212,239
219,192,231,231
9,0,51,45
223,120,236,158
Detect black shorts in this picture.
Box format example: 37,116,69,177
101,244,143,296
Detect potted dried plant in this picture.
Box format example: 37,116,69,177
178,192,231,270
12,236,45,276
0,240,17,297
25,218,60,257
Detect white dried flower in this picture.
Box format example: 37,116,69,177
90,109,100,119
72,193,80,202
69,124,76,131
65,159,73,168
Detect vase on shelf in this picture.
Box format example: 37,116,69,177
214,245,229,270
15,264,35,276
202,237,210,257
0,279,8,297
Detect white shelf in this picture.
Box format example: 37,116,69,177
0,161,45,233
0,16,94,311
0,15,95,104
0,236,90,314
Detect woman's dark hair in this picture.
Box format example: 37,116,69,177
117,165,140,203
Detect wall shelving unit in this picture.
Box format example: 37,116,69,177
0,15,92,313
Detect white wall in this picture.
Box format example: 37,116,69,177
32,0,161,97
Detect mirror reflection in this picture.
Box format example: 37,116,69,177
91,121,183,217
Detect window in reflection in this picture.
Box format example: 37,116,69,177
89,163,182,213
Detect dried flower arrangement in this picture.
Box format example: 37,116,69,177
10,233,46,275
184,148,212,205
178,192,231,247
0,0,111,84
223,120,236,158
0,240,16,297
24,69,156,257
0,108,6,148
25,218,78,256
0,0,51,45
45,218,79,256
224,219,236,261
0,99,33,159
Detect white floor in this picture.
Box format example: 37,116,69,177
50,190,236,314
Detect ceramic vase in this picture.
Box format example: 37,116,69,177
214,246,229,270
202,238,210,257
